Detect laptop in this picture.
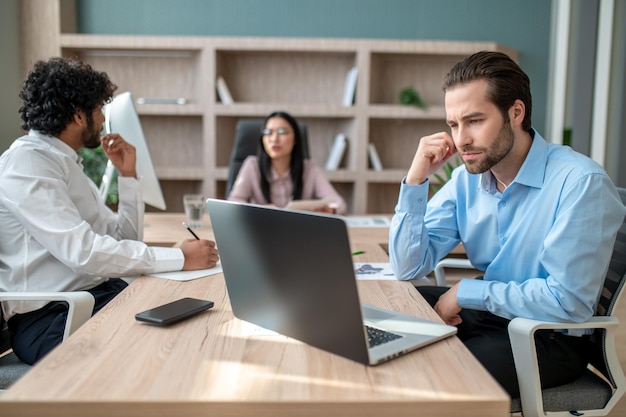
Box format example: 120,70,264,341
206,199,457,365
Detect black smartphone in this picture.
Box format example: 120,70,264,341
135,297,214,326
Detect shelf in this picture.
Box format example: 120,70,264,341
155,167,205,180
332,182,356,214
17,2,524,213
61,46,204,107
214,104,357,118
140,115,203,177
369,52,471,106
60,34,206,50
135,103,204,116
368,118,448,170
364,170,407,183
367,183,402,214
48,30,516,213
323,170,358,182
215,49,356,105
157,180,204,213
367,104,446,119
212,167,229,180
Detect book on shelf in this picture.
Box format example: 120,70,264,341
216,76,234,104
368,143,383,171
325,133,347,170
342,66,358,106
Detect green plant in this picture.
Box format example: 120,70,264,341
398,86,427,110
77,147,119,205
431,155,462,193
562,127,572,147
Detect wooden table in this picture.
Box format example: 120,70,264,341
0,213,509,417
141,213,393,247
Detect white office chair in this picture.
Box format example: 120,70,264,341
433,257,474,287
432,187,626,417
0,292,95,392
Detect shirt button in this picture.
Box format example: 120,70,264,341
499,201,506,208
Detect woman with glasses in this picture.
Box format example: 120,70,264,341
228,111,347,214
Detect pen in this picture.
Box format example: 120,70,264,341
352,250,365,256
182,222,200,240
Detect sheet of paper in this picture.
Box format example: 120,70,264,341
146,263,223,281
354,262,398,280
343,216,390,228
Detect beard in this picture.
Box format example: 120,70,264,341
82,113,102,149
461,120,514,174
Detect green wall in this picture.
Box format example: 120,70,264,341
77,0,552,134
0,0,23,152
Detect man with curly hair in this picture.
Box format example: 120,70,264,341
0,57,219,365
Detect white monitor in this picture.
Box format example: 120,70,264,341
100,91,166,210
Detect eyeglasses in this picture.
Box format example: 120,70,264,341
262,127,291,136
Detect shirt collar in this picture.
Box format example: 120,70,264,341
512,129,546,189
28,129,82,165
270,166,290,182
479,128,547,191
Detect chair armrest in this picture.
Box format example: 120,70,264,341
0,292,95,340
433,258,473,286
508,316,621,417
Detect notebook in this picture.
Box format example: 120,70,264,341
206,199,457,365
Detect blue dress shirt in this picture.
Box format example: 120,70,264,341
389,130,625,328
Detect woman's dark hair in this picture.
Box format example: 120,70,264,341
18,57,117,136
443,51,532,132
257,111,305,203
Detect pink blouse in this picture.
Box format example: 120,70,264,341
228,156,347,214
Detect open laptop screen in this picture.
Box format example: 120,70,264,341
206,199,370,364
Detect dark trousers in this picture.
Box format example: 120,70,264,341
417,286,591,397
8,278,128,365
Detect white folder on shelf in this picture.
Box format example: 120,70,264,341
325,133,347,170
342,67,358,106
216,76,234,104
368,143,383,171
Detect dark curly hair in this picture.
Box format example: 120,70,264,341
19,57,117,136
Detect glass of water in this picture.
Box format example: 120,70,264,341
183,194,205,228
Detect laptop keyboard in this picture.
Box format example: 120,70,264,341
366,325,402,348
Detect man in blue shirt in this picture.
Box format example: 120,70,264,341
389,51,625,397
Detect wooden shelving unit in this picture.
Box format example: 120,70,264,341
22,1,517,213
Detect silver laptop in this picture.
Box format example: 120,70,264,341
206,199,457,365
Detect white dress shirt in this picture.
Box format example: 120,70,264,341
0,131,183,319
